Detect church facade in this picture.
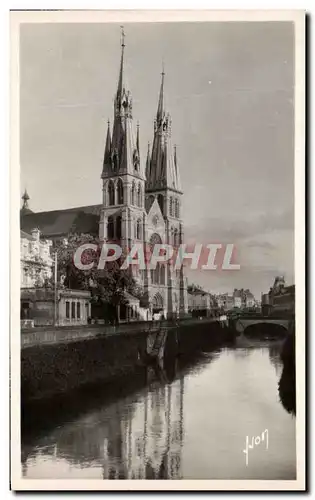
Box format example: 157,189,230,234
21,33,188,320
99,36,187,319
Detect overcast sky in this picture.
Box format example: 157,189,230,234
20,22,295,297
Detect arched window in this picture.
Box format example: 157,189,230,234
150,233,162,249
137,184,142,207
174,199,179,218
160,264,165,285
136,219,142,240
108,181,115,206
107,216,114,239
117,179,124,205
155,263,160,285
157,194,164,215
112,149,119,170
116,215,122,239
173,228,178,247
169,197,174,216
131,182,136,205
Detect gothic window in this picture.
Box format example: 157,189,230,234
173,228,178,247
112,149,118,170
107,216,114,239
160,264,165,285
136,219,142,240
137,184,142,207
174,199,179,218
117,178,124,205
133,150,140,172
131,182,136,205
155,263,160,285
150,233,162,249
116,216,122,239
108,181,115,206
169,197,174,216
157,194,164,215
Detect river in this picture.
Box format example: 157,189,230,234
21,340,296,480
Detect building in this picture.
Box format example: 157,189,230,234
20,228,53,288
20,226,91,327
21,287,91,327
233,290,242,309
245,291,255,309
20,32,188,320
188,289,211,317
268,276,295,316
217,293,234,311
261,292,272,316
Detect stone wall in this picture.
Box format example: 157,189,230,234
21,319,235,403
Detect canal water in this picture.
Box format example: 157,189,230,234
21,341,296,480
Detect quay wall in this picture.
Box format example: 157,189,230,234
21,319,235,403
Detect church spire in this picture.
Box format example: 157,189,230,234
101,120,112,178
145,142,151,179
146,71,182,193
116,26,125,104
136,121,140,153
22,189,30,209
157,65,165,122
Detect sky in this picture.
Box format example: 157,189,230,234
20,21,295,298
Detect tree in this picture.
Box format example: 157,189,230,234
187,283,205,294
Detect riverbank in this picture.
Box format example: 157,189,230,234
21,319,235,404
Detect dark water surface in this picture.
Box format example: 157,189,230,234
21,342,296,480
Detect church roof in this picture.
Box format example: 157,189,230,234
20,204,101,239
20,230,36,241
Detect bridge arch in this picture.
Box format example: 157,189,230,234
243,322,288,339
234,317,291,337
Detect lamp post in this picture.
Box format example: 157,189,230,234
54,251,58,326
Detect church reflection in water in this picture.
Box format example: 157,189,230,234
22,364,185,480
102,368,184,479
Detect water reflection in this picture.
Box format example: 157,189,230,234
22,363,186,479
22,344,296,480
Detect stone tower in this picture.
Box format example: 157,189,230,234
145,70,188,318
99,30,146,272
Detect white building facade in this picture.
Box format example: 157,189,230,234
20,228,53,288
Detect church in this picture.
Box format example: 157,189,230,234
21,31,188,320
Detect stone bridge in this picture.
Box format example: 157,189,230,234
234,316,292,335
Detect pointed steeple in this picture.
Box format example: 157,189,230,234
102,28,144,180
102,120,112,178
20,188,33,215
116,26,125,107
146,72,182,194
145,142,151,180
157,65,165,122
22,189,30,209
136,122,140,153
